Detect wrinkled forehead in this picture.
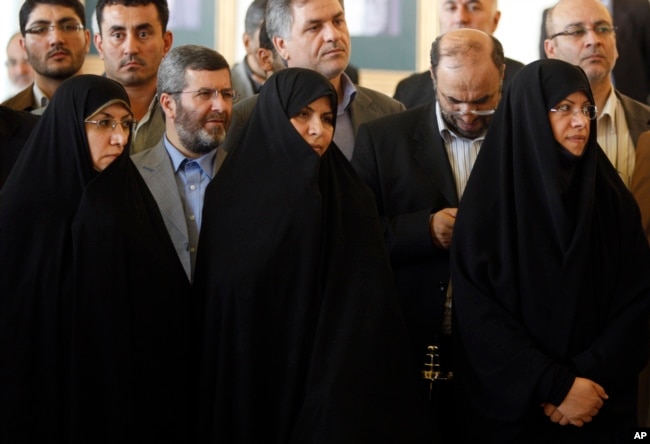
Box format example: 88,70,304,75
550,0,612,30
436,58,501,100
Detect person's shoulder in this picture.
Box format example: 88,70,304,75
131,138,165,164
505,57,525,70
393,71,434,108
355,85,405,112
1,85,35,112
0,105,38,137
396,71,431,88
617,91,650,116
359,101,431,133
0,105,38,125
234,94,258,115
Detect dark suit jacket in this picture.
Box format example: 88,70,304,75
1,84,37,112
393,57,524,109
351,101,456,367
539,0,650,104
0,106,39,189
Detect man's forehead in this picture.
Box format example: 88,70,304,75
28,5,82,23
292,0,344,19
101,3,161,25
552,0,612,27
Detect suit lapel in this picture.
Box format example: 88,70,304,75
412,103,459,206
137,141,190,243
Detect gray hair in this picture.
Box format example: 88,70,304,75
157,45,230,97
265,0,344,40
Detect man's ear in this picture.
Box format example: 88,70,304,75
256,48,274,74
544,39,556,59
273,35,289,62
159,93,176,120
94,32,104,59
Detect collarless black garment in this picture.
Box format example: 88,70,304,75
451,59,650,442
0,105,38,189
0,75,191,443
194,68,432,443
69,148,192,444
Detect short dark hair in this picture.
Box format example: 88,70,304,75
19,0,86,35
430,33,505,75
157,45,231,98
258,20,274,51
245,0,268,36
95,0,170,34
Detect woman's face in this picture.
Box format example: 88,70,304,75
289,96,335,156
85,103,134,171
548,91,592,157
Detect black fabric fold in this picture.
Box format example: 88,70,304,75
194,68,432,443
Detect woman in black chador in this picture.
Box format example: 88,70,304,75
451,59,650,443
194,68,431,443
0,75,191,443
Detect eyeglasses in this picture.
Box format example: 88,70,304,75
168,88,239,102
549,25,616,39
24,23,85,37
549,104,598,120
444,108,496,118
4,59,28,67
85,118,138,131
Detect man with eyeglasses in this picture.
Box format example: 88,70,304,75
545,0,650,191
351,28,505,443
4,32,35,96
2,0,89,113
546,0,650,428
94,0,173,154
224,0,404,162
131,45,233,282
539,0,650,106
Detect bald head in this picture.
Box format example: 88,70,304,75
439,0,501,35
544,0,618,87
430,28,505,139
431,28,504,75
6,31,34,89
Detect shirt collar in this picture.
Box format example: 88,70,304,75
136,95,159,128
337,71,357,115
163,135,217,178
598,87,618,121
32,83,48,110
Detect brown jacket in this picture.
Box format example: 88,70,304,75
632,131,650,244
1,84,37,112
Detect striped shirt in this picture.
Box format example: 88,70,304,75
435,101,485,201
597,88,635,188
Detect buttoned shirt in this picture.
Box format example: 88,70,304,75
436,101,485,201
436,101,486,334
333,72,357,160
163,136,216,277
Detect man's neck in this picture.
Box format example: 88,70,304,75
330,74,343,105
591,78,614,116
124,81,157,121
34,74,71,100
245,54,266,85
